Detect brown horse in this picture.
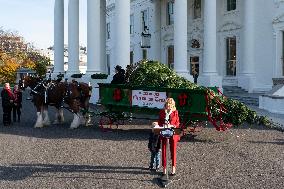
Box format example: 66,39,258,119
19,75,92,129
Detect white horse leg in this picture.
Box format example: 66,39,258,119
42,109,50,126
53,110,60,124
34,112,44,128
70,113,80,129
59,108,64,123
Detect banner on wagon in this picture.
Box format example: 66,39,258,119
131,90,167,109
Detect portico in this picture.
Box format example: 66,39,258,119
53,0,262,91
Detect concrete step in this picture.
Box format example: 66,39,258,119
223,86,260,106
223,77,238,86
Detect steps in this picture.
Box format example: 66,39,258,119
223,86,264,106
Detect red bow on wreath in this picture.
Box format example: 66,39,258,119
178,93,188,107
113,88,122,101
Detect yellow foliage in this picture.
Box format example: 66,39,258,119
0,51,20,84
22,58,36,69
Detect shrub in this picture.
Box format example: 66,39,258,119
71,74,83,78
91,73,108,79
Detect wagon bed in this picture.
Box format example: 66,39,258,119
97,83,232,133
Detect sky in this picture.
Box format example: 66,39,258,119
0,0,87,50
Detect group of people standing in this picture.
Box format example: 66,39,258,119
1,83,22,126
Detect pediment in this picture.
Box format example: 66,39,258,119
218,22,241,32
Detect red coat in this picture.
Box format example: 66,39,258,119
159,109,180,168
158,109,180,128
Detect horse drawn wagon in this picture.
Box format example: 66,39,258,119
95,83,232,135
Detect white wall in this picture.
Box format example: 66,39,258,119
105,0,282,93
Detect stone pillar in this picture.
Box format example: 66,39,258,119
174,0,188,75
67,0,80,74
100,0,106,73
274,31,283,77
86,0,101,74
199,0,222,88
151,0,161,62
239,0,256,92
114,0,130,71
53,0,64,75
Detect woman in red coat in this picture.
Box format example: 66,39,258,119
157,98,180,176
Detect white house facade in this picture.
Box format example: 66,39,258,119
53,0,284,95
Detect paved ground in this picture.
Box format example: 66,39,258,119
0,91,283,189
249,105,284,130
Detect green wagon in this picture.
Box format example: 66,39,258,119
97,83,232,134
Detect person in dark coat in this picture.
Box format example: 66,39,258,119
12,85,22,122
148,128,161,171
111,65,125,84
1,83,14,126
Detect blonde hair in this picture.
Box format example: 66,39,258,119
164,98,176,111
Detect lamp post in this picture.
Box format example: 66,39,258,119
141,26,151,49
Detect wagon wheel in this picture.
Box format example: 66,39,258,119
182,121,205,136
99,115,113,132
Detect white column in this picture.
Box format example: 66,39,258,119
199,0,222,87
203,0,217,74
174,0,188,74
151,0,161,62
239,0,256,92
54,0,64,75
86,0,101,73
275,31,282,77
243,0,256,75
67,0,80,74
114,0,130,71
100,0,106,73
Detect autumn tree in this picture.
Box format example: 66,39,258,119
0,27,50,84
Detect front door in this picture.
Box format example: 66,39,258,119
226,37,237,76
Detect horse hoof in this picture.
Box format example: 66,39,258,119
43,122,50,126
34,125,44,128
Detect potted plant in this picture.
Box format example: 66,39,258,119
71,73,83,78
91,73,108,79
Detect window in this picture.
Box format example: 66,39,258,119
142,49,147,60
130,14,134,34
106,23,110,39
141,10,148,31
167,1,174,25
226,37,237,76
227,0,236,11
130,51,134,64
106,54,110,75
193,0,201,19
167,45,174,69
